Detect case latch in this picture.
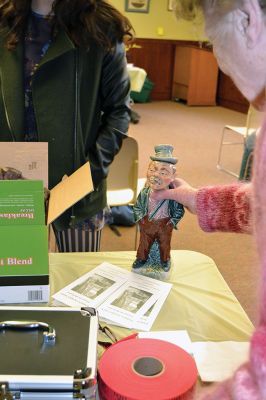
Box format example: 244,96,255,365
0,383,13,400
74,368,97,399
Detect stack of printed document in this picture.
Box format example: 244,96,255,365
52,262,172,331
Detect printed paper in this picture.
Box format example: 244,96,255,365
53,262,172,330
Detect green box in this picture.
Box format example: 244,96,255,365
0,180,49,304
130,77,154,103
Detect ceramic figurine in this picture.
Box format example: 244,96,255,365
132,144,184,280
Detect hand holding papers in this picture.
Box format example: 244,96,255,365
52,262,172,331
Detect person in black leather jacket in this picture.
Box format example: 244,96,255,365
0,0,133,252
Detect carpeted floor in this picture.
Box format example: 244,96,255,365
101,101,259,325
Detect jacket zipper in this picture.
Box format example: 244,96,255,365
71,49,79,221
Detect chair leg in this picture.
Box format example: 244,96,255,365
217,127,227,169
243,152,254,181
217,127,245,178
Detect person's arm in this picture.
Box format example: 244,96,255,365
151,179,252,234
89,41,131,187
196,183,252,233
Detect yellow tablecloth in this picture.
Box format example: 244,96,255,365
127,65,147,92
49,250,254,342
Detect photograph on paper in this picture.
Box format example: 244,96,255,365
111,286,153,313
52,262,128,308
72,274,115,299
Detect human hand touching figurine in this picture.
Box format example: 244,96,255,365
132,145,184,280
150,177,197,214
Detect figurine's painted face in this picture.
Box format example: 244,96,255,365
147,161,175,191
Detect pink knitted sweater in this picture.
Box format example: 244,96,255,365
195,120,266,399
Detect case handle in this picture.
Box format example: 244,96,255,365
0,321,56,343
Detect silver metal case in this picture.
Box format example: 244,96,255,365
0,306,98,399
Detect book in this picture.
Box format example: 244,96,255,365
52,262,172,331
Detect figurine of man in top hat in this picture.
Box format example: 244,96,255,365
132,144,184,280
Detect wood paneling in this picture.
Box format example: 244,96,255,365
217,72,249,113
126,39,176,100
127,38,248,113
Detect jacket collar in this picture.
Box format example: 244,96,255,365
39,29,75,67
0,30,75,141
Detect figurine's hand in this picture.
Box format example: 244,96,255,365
150,178,197,214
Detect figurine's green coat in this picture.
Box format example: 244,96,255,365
133,187,184,228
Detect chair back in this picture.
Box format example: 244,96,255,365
245,105,264,137
107,136,138,206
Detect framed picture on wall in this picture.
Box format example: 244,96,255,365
125,0,150,13
168,0,174,11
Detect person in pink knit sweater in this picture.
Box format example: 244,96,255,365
152,0,266,398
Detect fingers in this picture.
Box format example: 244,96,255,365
171,177,189,188
150,189,177,201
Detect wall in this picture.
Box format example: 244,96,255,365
110,0,206,41
111,1,248,113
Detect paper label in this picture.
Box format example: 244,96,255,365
0,180,45,225
0,225,48,277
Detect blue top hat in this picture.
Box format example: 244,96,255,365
150,144,177,165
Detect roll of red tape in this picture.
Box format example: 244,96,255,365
98,338,198,400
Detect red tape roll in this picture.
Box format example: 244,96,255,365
98,338,198,400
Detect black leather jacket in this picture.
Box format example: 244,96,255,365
0,30,131,230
